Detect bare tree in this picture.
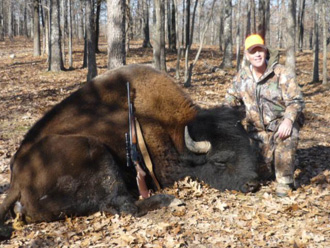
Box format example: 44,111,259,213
185,0,190,49
189,0,198,49
41,0,50,56
8,0,13,41
322,0,327,85
184,0,198,82
297,0,306,52
257,0,265,39
60,0,67,65
95,0,101,53
78,0,84,40
23,0,29,37
49,0,64,71
68,0,73,68
218,1,224,51
0,0,4,41
245,0,251,37
153,0,166,71
107,0,126,69
278,0,286,48
167,0,171,49
264,0,270,44
86,0,97,81
33,0,41,56
312,0,319,82
220,0,233,68
251,0,256,33
169,0,176,51
285,0,296,77
235,0,241,72
142,0,152,48
184,0,216,87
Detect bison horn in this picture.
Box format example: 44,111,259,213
184,126,211,154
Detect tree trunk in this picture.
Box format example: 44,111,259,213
142,0,152,48
251,0,256,33
60,0,66,65
312,0,319,82
126,0,133,54
23,0,29,37
40,0,46,54
321,0,327,85
107,0,126,69
49,0,64,71
278,0,286,49
33,0,41,56
184,0,198,81
264,0,270,44
235,0,241,72
297,0,306,52
184,0,216,87
170,0,176,51
185,0,190,49
95,0,101,53
153,0,166,71
68,0,73,68
257,0,265,39
86,0,97,81
78,0,84,40
167,0,171,49
8,0,13,41
285,0,296,78
220,0,232,68
246,0,251,37
44,0,50,57
218,3,224,51
181,0,185,48
0,0,4,41
189,0,198,48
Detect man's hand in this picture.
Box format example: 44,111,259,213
275,118,293,140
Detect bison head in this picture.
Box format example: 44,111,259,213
183,106,259,193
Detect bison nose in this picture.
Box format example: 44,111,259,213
241,179,259,193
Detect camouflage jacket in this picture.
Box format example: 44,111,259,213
225,50,305,132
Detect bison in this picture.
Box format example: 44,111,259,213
0,64,259,224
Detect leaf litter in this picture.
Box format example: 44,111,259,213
0,38,329,247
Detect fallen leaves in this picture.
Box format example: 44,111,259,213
0,38,329,247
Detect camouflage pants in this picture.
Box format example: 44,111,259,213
249,122,300,184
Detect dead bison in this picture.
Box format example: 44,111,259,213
0,64,259,224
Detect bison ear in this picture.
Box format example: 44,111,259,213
184,126,211,154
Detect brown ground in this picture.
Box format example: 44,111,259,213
0,37,329,247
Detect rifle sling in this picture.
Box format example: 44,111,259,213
135,118,162,191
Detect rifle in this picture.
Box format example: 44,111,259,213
126,82,150,199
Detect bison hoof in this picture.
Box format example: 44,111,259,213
0,224,13,241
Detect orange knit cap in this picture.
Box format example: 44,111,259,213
245,34,267,51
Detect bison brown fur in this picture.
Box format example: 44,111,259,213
0,64,259,225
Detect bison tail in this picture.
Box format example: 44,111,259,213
135,194,182,216
0,187,20,224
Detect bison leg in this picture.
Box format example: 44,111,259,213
0,186,20,223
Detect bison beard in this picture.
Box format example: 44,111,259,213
0,64,259,225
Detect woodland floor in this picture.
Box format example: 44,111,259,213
0,37,329,247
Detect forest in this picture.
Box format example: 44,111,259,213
0,0,329,247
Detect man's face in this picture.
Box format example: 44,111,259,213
245,46,267,69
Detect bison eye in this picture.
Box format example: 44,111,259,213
209,150,235,168
212,160,226,168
